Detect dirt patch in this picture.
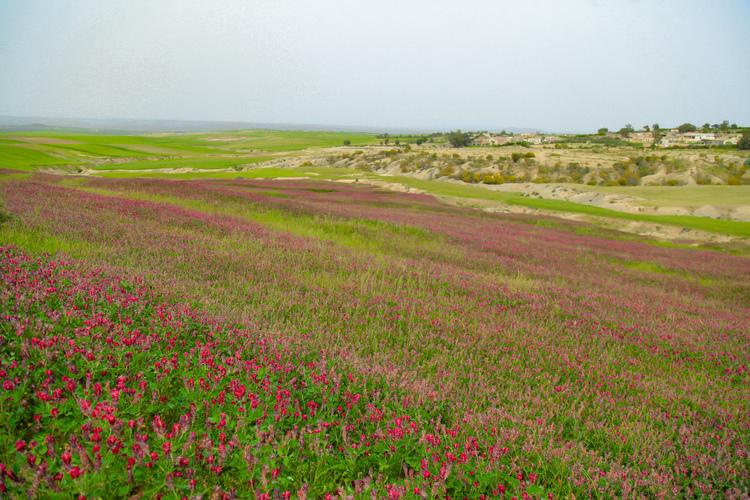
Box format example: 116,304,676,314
480,205,738,244
480,182,749,222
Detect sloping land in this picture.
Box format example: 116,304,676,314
0,172,748,497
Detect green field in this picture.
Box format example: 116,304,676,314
95,169,750,238
0,129,378,172
90,156,275,171
94,166,364,180
1,130,749,240
187,129,379,151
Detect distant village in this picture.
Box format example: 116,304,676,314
471,126,745,148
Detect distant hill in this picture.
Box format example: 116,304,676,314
0,115,548,135
0,115,409,134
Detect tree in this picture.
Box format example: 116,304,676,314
415,136,427,145
618,124,634,138
720,120,730,132
643,125,650,132
343,139,351,146
652,123,662,144
702,123,711,132
597,127,608,136
738,131,750,150
447,130,471,148
677,123,697,134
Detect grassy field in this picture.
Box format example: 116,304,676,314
0,129,378,172
2,130,749,240
89,156,275,171
187,129,379,151
94,168,750,238
94,166,364,180
0,171,749,497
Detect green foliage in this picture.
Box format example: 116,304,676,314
438,165,455,178
447,130,471,148
618,124,634,138
482,173,504,185
677,123,697,133
557,135,633,147
737,132,750,150
509,151,535,165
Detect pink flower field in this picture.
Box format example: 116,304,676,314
0,174,749,498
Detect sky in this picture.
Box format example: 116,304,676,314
0,0,748,133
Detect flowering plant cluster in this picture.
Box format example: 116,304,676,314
1,175,748,497
0,246,544,498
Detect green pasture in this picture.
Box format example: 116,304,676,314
90,155,275,171
0,129,378,172
94,166,362,180
186,129,379,151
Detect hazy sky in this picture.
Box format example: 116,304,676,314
1,0,748,132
